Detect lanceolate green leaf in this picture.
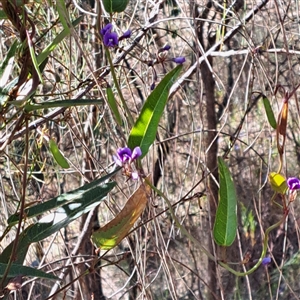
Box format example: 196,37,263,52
0,39,18,81
128,65,182,158
0,263,58,280
213,157,237,246
1,181,115,265
7,169,119,226
262,96,277,129
37,16,83,67
56,0,71,32
0,222,58,265
24,98,103,112
106,86,122,126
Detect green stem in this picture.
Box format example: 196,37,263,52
219,213,287,276
145,178,288,276
105,47,134,126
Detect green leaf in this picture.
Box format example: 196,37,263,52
1,180,115,265
26,31,44,84
37,16,83,67
213,157,237,246
128,65,182,158
49,139,70,169
106,87,122,126
262,96,277,129
0,263,58,280
0,78,18,107
0,39,18,81
56,0,71,32
7,169,119,226
0,222,57,265
0,10,8,20
102,0,129,13
24,98,103,112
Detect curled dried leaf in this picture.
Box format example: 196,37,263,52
92,176,151,250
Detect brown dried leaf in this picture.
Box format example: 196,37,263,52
92,176,151,250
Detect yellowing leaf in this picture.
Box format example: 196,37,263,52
269,172,287,194
92,176,151,250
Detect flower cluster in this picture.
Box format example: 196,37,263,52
149,45,185,90
113,146,142,180
100,23,131,48
157,44,186,65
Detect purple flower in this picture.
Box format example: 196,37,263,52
131,146,142,160
113,146,142,166
172,56,185,64
262,257,271,266
150,82,155,90
158,45,171,53
100,23,113,36
113,147,131,166
103,31,119,47
113,147,142,180
119,29,132,41
287,177,300,191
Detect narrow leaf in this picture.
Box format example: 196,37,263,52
0,39,18,86
0,263,58,280
0,222,57,265
7,169,119,226
56,0,71,32
49,139,70,169
24,98,103,112
213,158,237,246
276,99,288,157
26,31,44,84
0,78,18,107
37,16,83,66
128,65,182,158
106,87,122,126
92,176,151,250
1,181,115,264
262,97,277,129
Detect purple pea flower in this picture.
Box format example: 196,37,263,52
103,31,119,48
113,146,142,166
131,146,142,160
119,29,132,41
113,147,131,166
287,177,300,191
113,146,142,180
150,82,156,90
172,56,186,64
262,257,271,266
100,23,113,36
